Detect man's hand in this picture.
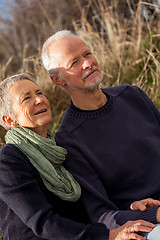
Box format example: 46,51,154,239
109,220,155,240
130,198,160,211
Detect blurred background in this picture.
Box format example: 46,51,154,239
0,0,160,239
0,0,160,146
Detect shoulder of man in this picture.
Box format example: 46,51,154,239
102,83,135,97
56,103,86,136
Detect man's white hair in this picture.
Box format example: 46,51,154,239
41,30,75,72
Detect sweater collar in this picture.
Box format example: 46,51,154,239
67,89,114,119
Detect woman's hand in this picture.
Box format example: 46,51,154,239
109,220,155,240
130,198,160,211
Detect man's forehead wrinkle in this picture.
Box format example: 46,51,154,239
54,47,74,68
47,37,88,69
48,49,64,68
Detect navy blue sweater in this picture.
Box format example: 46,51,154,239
0,144,108,240
55,84,160,229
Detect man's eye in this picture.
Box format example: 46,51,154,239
71,60,77,67
37,91,42,95
85,52,91,57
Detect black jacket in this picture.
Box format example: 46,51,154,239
0,144,108,240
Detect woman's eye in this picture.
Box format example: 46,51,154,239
22,96,30,102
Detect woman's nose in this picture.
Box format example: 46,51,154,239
35,96,43,105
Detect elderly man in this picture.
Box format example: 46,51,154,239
41,30,160,239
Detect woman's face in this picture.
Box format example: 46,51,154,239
8,79,52,136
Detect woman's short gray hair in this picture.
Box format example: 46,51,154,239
0,73,35,130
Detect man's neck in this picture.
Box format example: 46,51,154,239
71,88,108,110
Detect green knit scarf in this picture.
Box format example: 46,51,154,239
5,126,81,202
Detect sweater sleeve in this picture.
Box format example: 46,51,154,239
56,132,159,230
0,145,108,240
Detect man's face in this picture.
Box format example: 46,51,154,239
49,35,102,92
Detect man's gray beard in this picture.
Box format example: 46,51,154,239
60,73,103,93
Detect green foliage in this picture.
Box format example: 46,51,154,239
158,99,160,110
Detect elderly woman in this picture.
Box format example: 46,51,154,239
0,73,155,240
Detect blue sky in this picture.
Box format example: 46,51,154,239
0,0,12,19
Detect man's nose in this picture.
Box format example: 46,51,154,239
82,58,92,70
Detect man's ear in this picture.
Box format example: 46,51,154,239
2,116,17,127
50,74,66,87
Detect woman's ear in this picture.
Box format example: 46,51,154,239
2,116,18,127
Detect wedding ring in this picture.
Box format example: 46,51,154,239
132,226,135,232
